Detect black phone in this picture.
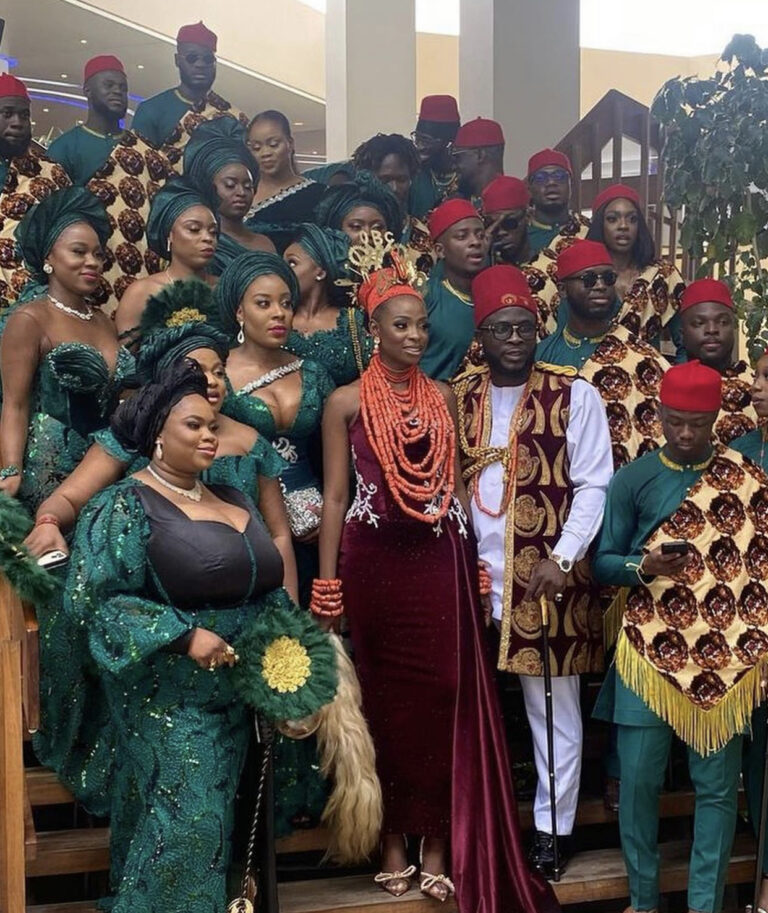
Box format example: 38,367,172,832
661,541,689,556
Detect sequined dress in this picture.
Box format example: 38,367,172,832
221,358,335,834
14,341,134,512
285,307,372,386
36,479,288,912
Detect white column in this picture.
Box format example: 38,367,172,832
459,0,580,177
325,0,417,162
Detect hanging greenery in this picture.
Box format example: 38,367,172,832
651,34,768,359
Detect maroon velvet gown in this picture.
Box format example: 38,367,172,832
338,416,559,913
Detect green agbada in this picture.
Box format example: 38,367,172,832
15,186,111,281
214,250,299,337
145,177,216,258
314,170,403,240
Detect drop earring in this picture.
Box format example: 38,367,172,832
43,263,53,275
154,440,163,460
237,320,245,345
373,337,380,352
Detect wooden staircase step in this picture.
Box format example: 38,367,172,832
25,829,110,878
27,904,99,913
278,835,755,911
26,767,74,806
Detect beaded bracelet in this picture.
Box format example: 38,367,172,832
310,578,344,618
35,514,61,528
0,464,20,481
478,563,493,597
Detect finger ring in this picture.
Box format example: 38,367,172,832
233,653,240,663
555,593,564,602
225,645,235,655
208,659,217,671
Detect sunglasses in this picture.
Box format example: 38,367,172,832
410,131,441,146
478,322,537,341
484,214,523,232
570,270,618,288
530,168,570,184
183,52,216,66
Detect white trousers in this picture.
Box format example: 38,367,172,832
519,674,582,835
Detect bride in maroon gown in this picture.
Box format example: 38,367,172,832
316,236,559,913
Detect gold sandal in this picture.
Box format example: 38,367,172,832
374,864,416,897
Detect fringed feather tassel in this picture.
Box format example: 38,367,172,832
602,587,628,651
315,633,382,864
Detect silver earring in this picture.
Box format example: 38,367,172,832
43,263,53,275
237,321,245,345
315,275,324,282
155,440,163,460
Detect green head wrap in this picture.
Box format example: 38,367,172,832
136,323,231,382
15,187,112,282
214,251,300,337
293,223,350,284
183,118,259,191
313,169,403,240
146,177,217,258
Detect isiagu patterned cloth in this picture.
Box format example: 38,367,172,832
716,360,757,445
160,99,248,167
616,446,768,755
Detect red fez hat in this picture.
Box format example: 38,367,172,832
84,55,125,83
556,240,612,280
418,95,459,124
592,183,641,213
472,265,537,327
176,21,218,51
0,74,29,101
454,117,505,149
428,198,481,241
482,176,530,213
660,360,722,412
680,278,734,313
527,148,572,178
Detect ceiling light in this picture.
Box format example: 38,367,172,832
30,121,36,126
42,107,49,112
137,64,144,69
61,73,68,78
293,121,304,126
80,38,88,44
77,119,84,125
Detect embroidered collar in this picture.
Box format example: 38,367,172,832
250,177,316,214
81,124,122,140
658,447,714,472
563,324,608,348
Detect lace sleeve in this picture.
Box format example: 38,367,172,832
250,434,288,479
65,482,195,673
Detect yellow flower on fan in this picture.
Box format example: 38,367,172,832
166,307,207,327
261,636,312,693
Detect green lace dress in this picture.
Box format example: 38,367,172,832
285,307,372,387
16,342,135,513
41,478,291,912
221,357,334,836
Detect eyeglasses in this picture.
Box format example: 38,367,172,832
410,131,441,146
530,168,570,184
484,214,523,232
478,322,538,341
183,52,216,66
569,269,618,288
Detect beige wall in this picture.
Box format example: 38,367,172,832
416,33,459,113
84,0,326,98
580,48,720,116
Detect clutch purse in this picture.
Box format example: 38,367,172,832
281,483,323,538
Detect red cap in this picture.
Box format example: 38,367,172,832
660,360,722,412
592,183,641,213
418,94,459,124
527,148,572,178
0,74,29,101
481,176,529,213
454,117,505,149
680,278,733,313
176,21,218,51
472,265,537,327
84,55,125,83
428,198,481,241
556,240,612,280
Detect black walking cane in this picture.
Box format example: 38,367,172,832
752,702,768,913
540,593,561,882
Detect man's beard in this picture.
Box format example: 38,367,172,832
0,133,30,161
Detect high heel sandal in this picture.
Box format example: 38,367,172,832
419,837,455,903
374,836,415,897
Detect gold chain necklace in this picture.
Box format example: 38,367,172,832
562,325,607,350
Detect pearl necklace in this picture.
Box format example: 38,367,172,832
48,294,94,321
147,464,204,501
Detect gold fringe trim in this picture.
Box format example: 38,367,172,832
615,631,764,756
602,588,628,651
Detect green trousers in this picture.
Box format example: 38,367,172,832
743,703,768,874
617,724,741,913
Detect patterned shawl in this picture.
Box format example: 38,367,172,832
616,446,768,755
